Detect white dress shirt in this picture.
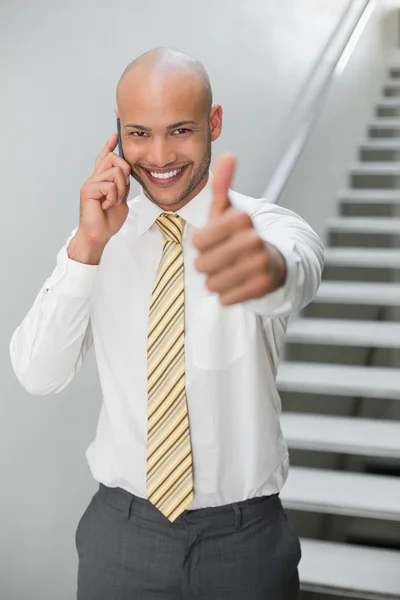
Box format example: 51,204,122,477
10,173,324,510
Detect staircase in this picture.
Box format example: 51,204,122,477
277,63,400,598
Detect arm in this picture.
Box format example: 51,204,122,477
9,228,104,395
243,200,324,317
192,156,323,314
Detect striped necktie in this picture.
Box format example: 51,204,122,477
146,212,194,522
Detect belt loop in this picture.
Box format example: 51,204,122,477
233,503,242,530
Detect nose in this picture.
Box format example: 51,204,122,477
146,138,177,168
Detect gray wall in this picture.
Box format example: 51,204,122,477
2,1,354,598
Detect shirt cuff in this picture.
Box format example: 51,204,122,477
242,235,301,317
45,251,99,299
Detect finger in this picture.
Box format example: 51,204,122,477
206,252,270,295
90,166,128,204
94,150,131,181
85,181,118,210
120,179,131,205
192,210,252,253
94,133,119,171
195,228,264,274
209,153,236,220
219,274,270,306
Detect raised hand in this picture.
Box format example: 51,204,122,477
77,132,131,247
192,153,287,305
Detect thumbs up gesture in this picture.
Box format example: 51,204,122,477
192,153,287,306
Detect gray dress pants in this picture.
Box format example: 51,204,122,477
75,483,301,599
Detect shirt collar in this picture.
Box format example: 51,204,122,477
135,171,214,239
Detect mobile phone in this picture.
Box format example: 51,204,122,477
116,117,124,159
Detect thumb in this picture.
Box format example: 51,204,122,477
209,153,236,220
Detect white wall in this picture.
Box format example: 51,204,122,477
1,1,352,598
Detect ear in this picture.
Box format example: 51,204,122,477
209,105,223,142
114,108,120,119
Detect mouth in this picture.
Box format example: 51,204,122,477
141,164,190,187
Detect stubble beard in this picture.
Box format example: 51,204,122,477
132,132,212,208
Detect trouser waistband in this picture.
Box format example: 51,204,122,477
97,483,282,534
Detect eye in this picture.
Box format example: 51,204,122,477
131,131,148,137
172,128,191,136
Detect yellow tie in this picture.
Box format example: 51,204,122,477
146,213,194,522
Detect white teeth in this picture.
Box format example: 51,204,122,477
150,168,182,180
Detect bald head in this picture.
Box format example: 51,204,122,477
114,47,222,211
116,47,213,116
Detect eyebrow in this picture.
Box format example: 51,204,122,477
167,121,197,130
124,120,197,132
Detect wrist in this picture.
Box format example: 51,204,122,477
67,231,107,265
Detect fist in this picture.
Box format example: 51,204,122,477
192,154,287,306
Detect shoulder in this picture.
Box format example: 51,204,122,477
229,188,298,222
229,188,261,214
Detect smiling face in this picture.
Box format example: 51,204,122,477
117,67,222,211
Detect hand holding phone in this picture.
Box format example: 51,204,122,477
76,131,131,247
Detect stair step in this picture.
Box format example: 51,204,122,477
286,317,400,347
280,412,400,457
276,362,400,399
299,538,400,598
338,189,400,203
327,216,400,233
350,163,400,187
324,247,400,267
372,117,400,125
361,140,400,151
377,99,400,109
376,100,400,117
360,140,400,161
369,119,400,136
389,65,400,78
281,466,400,520
370,118,400,125
315,281,400,306
384,81,400,96
350,162,400,175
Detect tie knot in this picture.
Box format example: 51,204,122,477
156,213,185,244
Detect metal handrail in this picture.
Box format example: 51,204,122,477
263,0,377,205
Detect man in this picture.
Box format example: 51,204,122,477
10,47,324,599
